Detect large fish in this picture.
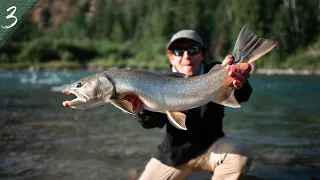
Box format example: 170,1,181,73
61,25,277,130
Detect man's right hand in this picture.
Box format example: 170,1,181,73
122,95,144,112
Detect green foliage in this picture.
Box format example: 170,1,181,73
0,62,32,70
95,42,119,57
0,37,99,64
1,0,320,71
283,36,320,70
51,9,89,40
17,38,59,62
9,20,43,41
90,0,116,39
284,52,320,71
39,60,82,70
0,42,23,63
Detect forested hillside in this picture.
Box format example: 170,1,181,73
1,0,320,72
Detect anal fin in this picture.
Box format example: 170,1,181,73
212,89,241,108
166,111,187,130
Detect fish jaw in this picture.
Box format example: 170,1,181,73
62,88,90,109
61,73,116,109
62,83,111,109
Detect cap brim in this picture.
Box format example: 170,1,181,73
166,38,204,49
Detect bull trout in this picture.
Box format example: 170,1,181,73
61,25,277,130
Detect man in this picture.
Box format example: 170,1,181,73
124,29,253,180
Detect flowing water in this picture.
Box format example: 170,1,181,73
0,71,319,180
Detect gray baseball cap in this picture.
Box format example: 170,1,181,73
166,29,204,49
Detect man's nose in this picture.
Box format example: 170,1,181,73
182,51,189,58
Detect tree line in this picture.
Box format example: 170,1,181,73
1,0,320,71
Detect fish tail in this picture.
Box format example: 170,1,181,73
232,25,278,64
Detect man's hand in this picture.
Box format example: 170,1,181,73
122,95,144,112
222,55,252,89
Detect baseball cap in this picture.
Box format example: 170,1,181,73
166,29,205,49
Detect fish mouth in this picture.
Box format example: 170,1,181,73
62,89,89,108
62,89,106,109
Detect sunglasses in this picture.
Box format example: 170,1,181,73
171,45,201,56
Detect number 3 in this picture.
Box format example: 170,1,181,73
1,6,18,29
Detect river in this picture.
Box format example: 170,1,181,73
0,71,319,180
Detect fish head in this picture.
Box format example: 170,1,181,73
62,73,115,109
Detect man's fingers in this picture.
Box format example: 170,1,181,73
222,55,234,66
233,80,243,89
226,64,236,72
231,63,252,79
226,62,252,89
237,63,252,73
241,71,251,79
229,71,246,83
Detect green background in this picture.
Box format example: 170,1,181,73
0,0,39,46
0,0,319,72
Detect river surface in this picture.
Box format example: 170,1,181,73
0,71,319,180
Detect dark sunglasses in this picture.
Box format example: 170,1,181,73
171,45,201,56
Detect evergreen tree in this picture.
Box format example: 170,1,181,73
90,0,116,39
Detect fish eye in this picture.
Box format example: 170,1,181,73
76,82,82,88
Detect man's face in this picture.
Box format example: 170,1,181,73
168,39,204,77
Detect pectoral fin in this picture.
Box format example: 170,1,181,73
211,89,241,108
165,111,187,130
110,99,135,115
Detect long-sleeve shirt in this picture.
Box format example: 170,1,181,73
137,62,253,166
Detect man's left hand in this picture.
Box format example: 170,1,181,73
222,55,252,89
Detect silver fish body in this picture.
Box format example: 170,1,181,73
62,25,278,130
98,67,230,112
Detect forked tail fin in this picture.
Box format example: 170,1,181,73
232,25,278,64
